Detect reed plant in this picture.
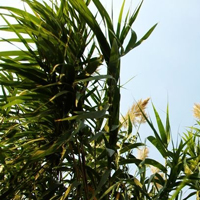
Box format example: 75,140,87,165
0,0,199,199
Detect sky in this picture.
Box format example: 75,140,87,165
99,0,200,141
118,0,200,136
110,0,200,131
0,0,200,197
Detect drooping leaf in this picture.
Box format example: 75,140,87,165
145,158,167,173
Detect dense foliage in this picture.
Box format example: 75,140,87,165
0,0,199,199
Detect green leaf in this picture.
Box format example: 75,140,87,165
0,6,41,24
116,0,126,38
85,56,103,75
119,0,143,44
93,0,114,44
90,169,111,200
166,104,171,144
147,136,167,158
49,90,72,102
99,182,119,200
120,142,144,154
106,148,115,157
0,51,33,57
169,179,189,200
60,184,72,200
0,38,34,43
123,30,137,55
30,144,59,161
68,0,110,62
89,131,105,142
133,23,158,48
74,75,113,83
0,14,37,58
55,104,109,121
119,158,141,166
2,99,24,109
153,104,168,146
145,158,167,173
133,177,143,188
108,38,120,80
127,115,133,134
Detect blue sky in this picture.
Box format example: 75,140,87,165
117,0,200,134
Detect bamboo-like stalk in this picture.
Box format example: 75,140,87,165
107,51,120,148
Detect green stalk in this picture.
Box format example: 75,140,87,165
107,39,120,149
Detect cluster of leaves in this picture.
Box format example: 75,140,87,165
0,0,199,200
134,105,200,200
0,0,156,199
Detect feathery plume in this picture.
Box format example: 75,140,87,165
150,165,160,174
122,98,150,127
150,165,164,189
137,147,149,160
193,103,200,120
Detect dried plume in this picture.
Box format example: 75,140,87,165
193,103,200,120
122,98,150,127
136,147,149,160
150,165,160,174
150,165,164,189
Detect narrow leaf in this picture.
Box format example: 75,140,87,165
147,136,167,158
133,23,158,48
145,158,167,173
90,169,111,200
74,75,113,84
55,104,109,121
153,104,168,146
120,143,144,154
68,0,110,61
166,104,171,144
116,0,126,37
123,30,137,55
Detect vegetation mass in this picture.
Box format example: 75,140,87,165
0,0,200,199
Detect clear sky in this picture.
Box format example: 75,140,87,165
118,0,200,137
0,0,200,197
99,0,200,140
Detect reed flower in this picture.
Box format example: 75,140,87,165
150,165,164,189
137,147,149,160
193,103,200,120
150,165,160,174
122,98,150,127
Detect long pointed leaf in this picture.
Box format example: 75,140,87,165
133,23,158,48
153,104,168,146
116,0,126,38
68,0,110,62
